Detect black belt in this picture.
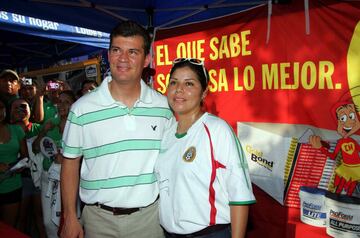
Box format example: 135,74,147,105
164,224,230,238
91,203,140,215
86,196,159,216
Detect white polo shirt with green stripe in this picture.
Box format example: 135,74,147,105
62,76,174,208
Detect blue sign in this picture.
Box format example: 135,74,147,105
0,11,110,48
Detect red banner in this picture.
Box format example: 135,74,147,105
153,0,360,132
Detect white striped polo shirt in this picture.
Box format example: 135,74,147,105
155,113,256,234
62,76,174,208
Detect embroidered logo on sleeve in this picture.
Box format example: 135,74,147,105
183,146,196,162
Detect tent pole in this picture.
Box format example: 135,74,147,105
304,0,310,35
266,0,272,44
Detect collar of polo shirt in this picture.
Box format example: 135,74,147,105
98,76,153,107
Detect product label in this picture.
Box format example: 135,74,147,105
303,208,326,220
329,219,360,233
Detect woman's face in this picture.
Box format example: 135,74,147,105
19,85,37,101
167,66,206,116
10,99,30,123
81,82,97,95
57,93,74,117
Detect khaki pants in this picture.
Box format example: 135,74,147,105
82,200,164,238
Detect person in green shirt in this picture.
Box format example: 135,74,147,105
0,100,28,228
19,78,45,123
9,98,47,238
33,90,76,238
32,80,63,171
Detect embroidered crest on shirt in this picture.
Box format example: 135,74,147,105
182,146,196,162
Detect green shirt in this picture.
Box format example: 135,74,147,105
42,100,62,170
0,124,25,193
25,122,42,139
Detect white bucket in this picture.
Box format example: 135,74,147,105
299,186,327,227
325,192,360,238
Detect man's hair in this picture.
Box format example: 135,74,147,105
109,20,151,55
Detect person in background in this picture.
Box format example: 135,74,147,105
60,20,174,238
155,58,256,238
57,90,77,136
0,69,21,122
0,100,28,228
33,90,77,238
27,79,62,238
80,79,98,96
32,79,63,177
9,98,46,238
19,77,45,123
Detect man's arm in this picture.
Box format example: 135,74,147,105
60,156,83,238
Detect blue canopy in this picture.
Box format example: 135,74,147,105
0,0,267,70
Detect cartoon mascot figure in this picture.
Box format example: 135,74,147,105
309,100,360,197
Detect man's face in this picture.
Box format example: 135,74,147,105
107,35,150,84
0,74,20,96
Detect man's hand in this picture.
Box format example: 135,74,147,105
309,135,322,149
60,215,84,238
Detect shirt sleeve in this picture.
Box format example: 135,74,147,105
62,106,83,159
213,120,256,205
26,123,42,138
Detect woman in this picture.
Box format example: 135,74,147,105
155,58,256,238
9,98,46,237
0,100,28,227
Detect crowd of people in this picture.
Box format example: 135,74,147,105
1,20,255,238
0,68,97,237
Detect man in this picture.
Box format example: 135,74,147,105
0,69,21,122
60,21,174,238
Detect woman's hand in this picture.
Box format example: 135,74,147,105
0,163,9,172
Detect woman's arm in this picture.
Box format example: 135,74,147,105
19,137,29,159
32,120,55,154
32,95,44,123
230,205,249,238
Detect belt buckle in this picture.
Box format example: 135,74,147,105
113,208,130,215
111,206,139,215
112,208,122,215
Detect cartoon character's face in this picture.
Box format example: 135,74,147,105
336,103,360,138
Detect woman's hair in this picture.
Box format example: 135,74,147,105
169,60,209,91
59,90,76,103
81,79,98,89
